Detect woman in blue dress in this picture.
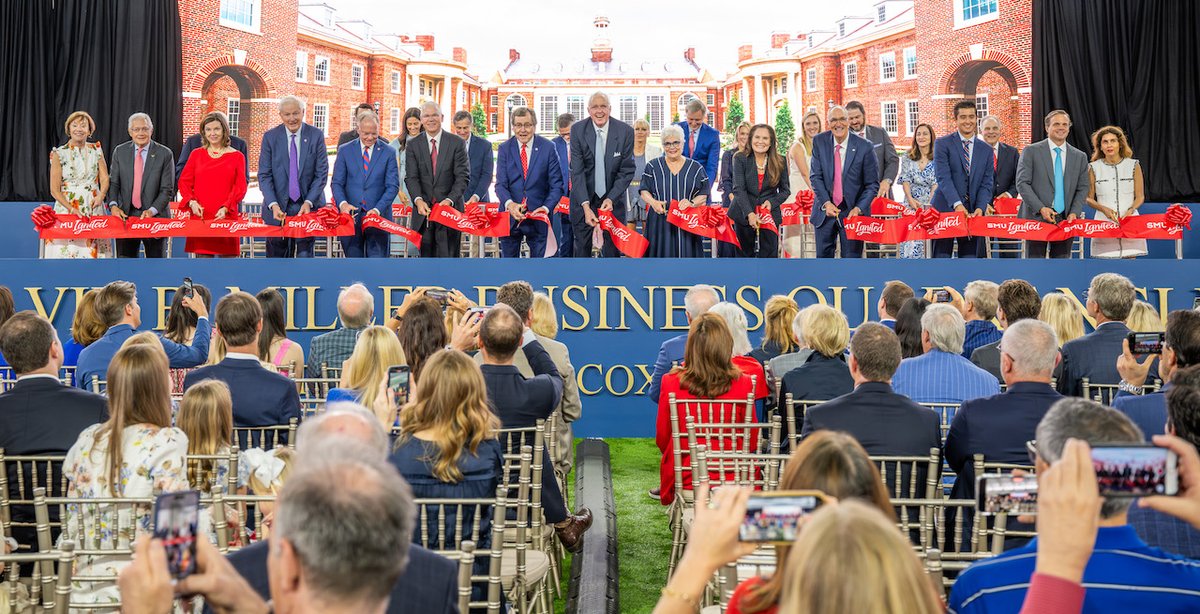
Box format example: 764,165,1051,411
640,124,710,258
898,123,938,259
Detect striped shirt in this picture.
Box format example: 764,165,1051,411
963,319,1002,359
892,349,1000,405
949,525,1200,613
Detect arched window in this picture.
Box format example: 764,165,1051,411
505,94,527,109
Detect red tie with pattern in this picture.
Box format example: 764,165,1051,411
689,131,697,157
430,138,438,176
362,146,370,207
521,143,529,179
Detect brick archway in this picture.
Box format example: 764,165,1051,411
186,56,278,169
936,49,1033,144
937,50,1030,96
187,55,277,98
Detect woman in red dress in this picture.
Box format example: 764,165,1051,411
179,112,246,257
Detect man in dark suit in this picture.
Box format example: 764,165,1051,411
809,105,879,258
945,320,1063,503
331,112,399,257
1114,310,1200,439
478,305,593,552
0,312,107,549
679,98,720,200
496,107,564,258
930,100,995,258
337,103,390,147
981,116,1021,257
551,113,575,258
802,322,940,456
1058,273,1156,398
176,111,249,183
845,100,900,198
107,113,175,258
453,110,495,256
183,292,300,430
971,279,1043,380
259,96,329,258
569,92,635,257
406,102,470,258
1017,110,1089,258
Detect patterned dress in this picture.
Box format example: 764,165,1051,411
48,142,110,259
899,156,936,259
62,424,196,609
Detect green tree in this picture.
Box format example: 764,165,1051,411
724,96,745,132
774,101,795,155
471,103,487,136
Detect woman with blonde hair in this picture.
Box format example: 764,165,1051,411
241,446,295,541
628,118,664,232
177,379,236,493
327,325,407,426
530,292,558,339
779,500,942,614
62,344,191,606
780,304,853,406
1127,300,1162,333
750,295,800,364
1087,125,1146,258
1040,293,1085,345
728,431,894,614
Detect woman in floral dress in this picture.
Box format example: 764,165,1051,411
898,123,938,259
48,111,110,258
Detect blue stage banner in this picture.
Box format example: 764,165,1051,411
6,258,1199,437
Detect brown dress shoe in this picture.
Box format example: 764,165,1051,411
554,507,594,553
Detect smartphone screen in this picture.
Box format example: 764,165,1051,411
1193,296,1200,311
739,491,825,543
1092,445,1179,497
153,490,200,579
977,474,1038,516
425,289,450,305
935,290,952,303
467,306,491,319
1127,332,1165,355
182,277,194,299
388,365,411,408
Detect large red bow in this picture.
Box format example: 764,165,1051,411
793,190,814,214
31,204,58,230
914,207,941,231
314,205,350,230
1166,203,1192,229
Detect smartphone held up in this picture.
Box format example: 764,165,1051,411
153,490,200,579
739,491,830,543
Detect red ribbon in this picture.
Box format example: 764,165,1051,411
1166,203,1192,229
391,203,413,217
914,207,941,231
428,203,510,237
35,207,355,239
555,196,571,215
870,196,907,216
845,212,1189,244
781,190,814,225
992,196,1022,216
753,205,778,236
666,201,741,247
362,213,422,249
597,209,648,258
31,204,57,230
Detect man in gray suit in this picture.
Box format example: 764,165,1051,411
406,101,470,258
846,100,900,198
1017,110,1089,258
107,113,175,258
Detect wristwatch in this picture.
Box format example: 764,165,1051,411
1118,380,1144,395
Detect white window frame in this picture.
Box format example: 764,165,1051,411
390,71,401,94
877,4,887,22
565,95,586,122
389,108,400,134
706,93,715,106
490,94,499,108
218,0,260,34
312,103,329,134
538,95,559,133
314,56,330,86
646,94,665,132
295,51,308,82
844,61,858,88
975,94,990,127
806,68,817,92
879,52,897,83
348,105,358,130
955,0,1000,29
226,99,241,136
903,47,918,79
780,76,788,94
905,100,919,137
880,101,899,137
618,95,639,125
490,113,498,131
351,64,364,90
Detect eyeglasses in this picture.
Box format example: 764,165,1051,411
1025,440,1039,465
512,122,535,129
662,141,682,147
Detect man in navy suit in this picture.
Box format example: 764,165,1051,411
183,292,300,430
452,110,495,257
176,111,249,183
496,107,564,257
930,100,995,258
809,105,879,258
331,112,399,258
981,116,1021,257
647,284,720,406
1114,310,1200,439
1059,273,1157,399
945,320,1062,504
569,92,636,257
551,113,575,258
258,96,329,258
846,101,900,197
678,98,720,200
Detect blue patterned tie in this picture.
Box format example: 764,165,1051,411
1053,147,1066,213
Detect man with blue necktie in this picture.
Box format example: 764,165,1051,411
930,100,994,258
496,107,564,258
678,98,720,200
551,113,575,258
331,113,399,258
259,96,329,258
809,105,879,258
569,91,636,257
1016,110,1089,258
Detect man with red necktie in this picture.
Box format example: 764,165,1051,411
404,101,469,258
108,113,175,258
331,112,399,257
496,106,565,257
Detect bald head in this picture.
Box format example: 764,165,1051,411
480,304,523,362
685,284,719,320
338,283,374,329
296,402,389,461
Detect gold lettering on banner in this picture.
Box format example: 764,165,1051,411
379,286,413,323
305,286,338,330
787,286,828,306
578,363,603,395
605,364,635,395
473,286,500,307
736,286,764,331
857,286,874,327
25,287,86,323
575,363,654,396
276,287,302,330
662,285,693,331
1151,288,1172,325
561,285,589,331
596,286,654,330
635,364,654,395
154,286,172,330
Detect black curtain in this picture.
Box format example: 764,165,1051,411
1033,0,1200,202
0,0,182,201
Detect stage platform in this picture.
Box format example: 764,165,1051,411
5,257,1196,437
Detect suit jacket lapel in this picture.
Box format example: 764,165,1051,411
434,136,450,181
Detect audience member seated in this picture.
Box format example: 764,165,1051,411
183,291,301,431
779,304,853,404
801,323,940,458
1129,365,1200,559
748,295,800,366
76,280,210,390
1114,310,1200,438
1058,273,1154,397
709,301,771,408
255,288,306,376
971,279,1043,379
0,286,11,367
1040,291,1085,346
726,431,894,614
894,297,931,358
241,446,294,541
0,311,108,550
530,292,558,339
328,325,407,427
63,343,193,607
63,289,105,371
391,289,480,386
944,319,1062,540
162,282,212,346
657,314,758,506
648,284,720,404
306,282,374,377
1128,300,1164,333
892,304,1000,404
949,398,1200,613
876,280,914,330
765,307,813,389
478,304,593,551
178,379,243,543
960,280,1003,358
